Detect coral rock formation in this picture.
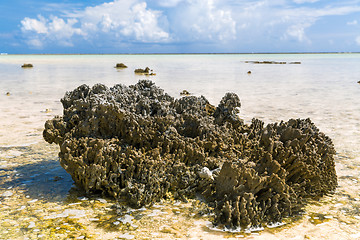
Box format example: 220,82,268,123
43,80,337,229
115,63,128,68
245,61,301,65
180,90,190,96
134,67,150,74
134,67,156,75
21,63,33,68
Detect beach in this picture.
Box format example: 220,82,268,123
1,53,360,239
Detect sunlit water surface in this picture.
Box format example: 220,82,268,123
1,54,360,239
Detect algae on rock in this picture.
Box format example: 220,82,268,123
43,80,337,229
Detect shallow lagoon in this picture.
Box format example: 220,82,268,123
1,54,360,239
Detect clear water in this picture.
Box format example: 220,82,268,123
1,54,360,239
1,54,360,151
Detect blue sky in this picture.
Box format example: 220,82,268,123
1,0,360,53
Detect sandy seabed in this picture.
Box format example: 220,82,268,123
0,124,360,240
1,54,360,239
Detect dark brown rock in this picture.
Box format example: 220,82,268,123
134,67,150,74
21,63,33,68
43,80,337,229
115,63,128,68
245,61,301,65
180,90,190,96
134,67,156,75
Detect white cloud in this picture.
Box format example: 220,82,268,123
21,15,85,48
293,0,319,4
170,0,236,42
21,15,48,34
20,0,237,48
27,38,43,48
231,1,360,45
284,22,312,42
281,5,360,43
347,20,358,25
120,2,169,42
356,36,360,45
155,0,184,7
19,0,360,51
21,15,84,47
21,0,170,48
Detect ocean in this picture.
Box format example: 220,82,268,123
1,54,360,239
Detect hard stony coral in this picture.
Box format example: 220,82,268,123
134,67,150,74
43,80,337,229
115,63,128,68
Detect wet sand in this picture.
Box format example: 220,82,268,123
1,140,360,239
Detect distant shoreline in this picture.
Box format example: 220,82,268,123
1,52,360,56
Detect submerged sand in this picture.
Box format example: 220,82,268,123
1,141,360,239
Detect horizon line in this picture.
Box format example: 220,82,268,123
1,51,360,55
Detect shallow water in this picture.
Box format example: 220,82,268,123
1,54,360,239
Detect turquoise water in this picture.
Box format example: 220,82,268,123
1,54,360,239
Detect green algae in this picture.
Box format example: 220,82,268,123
307,213,333,225
0,131,353,239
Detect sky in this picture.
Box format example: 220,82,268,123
1,0,360,53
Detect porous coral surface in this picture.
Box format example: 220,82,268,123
43,80,337,229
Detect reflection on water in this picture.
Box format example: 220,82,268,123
1,54,360,239
0,146,73,202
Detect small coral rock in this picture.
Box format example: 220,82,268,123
180,90,190,96
199,167,213,180
134,67,150,73
134,67,156,75
21,63,33,68
115,63,128,68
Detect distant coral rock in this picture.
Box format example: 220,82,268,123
134,67,150,74
21,63,33,68
115,63,128,68
134,67,156,75
245,61,301,64
44,80,337,230
180,90,190,96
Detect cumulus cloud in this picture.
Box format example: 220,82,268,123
120,2,170,42
74,0,171,42
155,0,184,8
21,0,170,48
21,16,48,34
293,0,319,4
284,23,312,42
234,1,360,44
169,0,236,42
20,0,237,49
21,15,84,47
347,20,358,25
19,0,360,51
